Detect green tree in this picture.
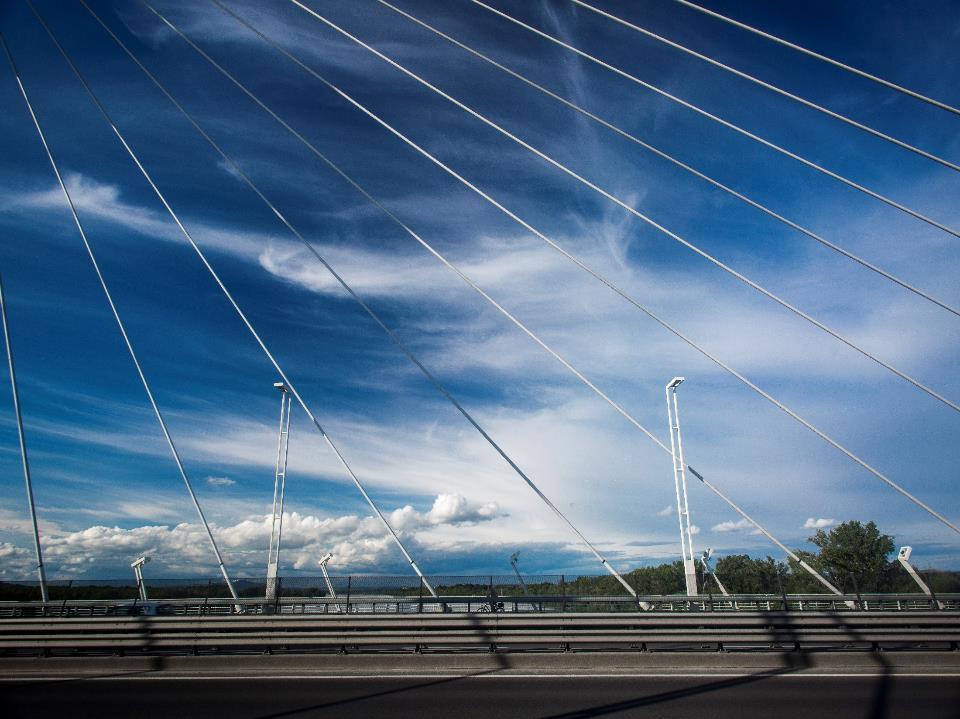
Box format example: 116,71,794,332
714,554,788,594
807,520,896,592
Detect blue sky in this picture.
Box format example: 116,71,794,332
0,0,957,581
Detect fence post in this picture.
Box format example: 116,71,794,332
776,574,788,611
345,576,352,614
849,573,864,610
418,576,424,614
560,575,565,613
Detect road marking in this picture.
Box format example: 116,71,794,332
3,673,959,681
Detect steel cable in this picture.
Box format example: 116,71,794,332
1,26,239,600
468,0,960,240
373,0,959,318
78,0,657,599
25,0,439,598
571,0,960,173
667,0,960,118
149,0,958,538
289,0,960,414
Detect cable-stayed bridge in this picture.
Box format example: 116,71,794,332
0,0,958,637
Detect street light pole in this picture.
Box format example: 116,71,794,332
266,382,292,601
666,377,698,596
700,548,729,596
0,275,47,603
510,551,530,597
131,555,150,601
318,552,343,613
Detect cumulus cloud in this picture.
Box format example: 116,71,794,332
0,494,505,578
657,505,674,517
803,518,837,530
206,476,236,487
711,519,755,533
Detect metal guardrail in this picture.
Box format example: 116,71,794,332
1,592,956,618
0,593,954,618
1,610,957,655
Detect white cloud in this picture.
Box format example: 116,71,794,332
657,505,674,517
0,493,506,578
711,519,754,533
206,476,237,487
803,517,837,530
688,525,700,536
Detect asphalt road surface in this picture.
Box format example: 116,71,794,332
4,672,959,718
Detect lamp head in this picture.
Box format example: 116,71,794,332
131,555,150,569
510,551,520,563
666,376,685,389
319,552,334,566
273,381,287,392
898,546,913,561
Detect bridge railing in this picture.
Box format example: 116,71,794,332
0,591,956,618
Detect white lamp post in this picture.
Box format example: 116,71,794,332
666,377,698,596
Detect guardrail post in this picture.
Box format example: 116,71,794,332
202,580,211,615
850,573,864,610
923,569,942,610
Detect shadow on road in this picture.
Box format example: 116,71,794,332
250,612,511,719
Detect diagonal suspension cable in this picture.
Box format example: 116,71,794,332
571,0,960,173
667,0,960,118
82,0,839,594
133,0,960,556
373,0,959,318
284,0,960,414
144,0,958,543
25,0,438,599
0,272,48,602
1,28,239,600
468,0,960,240
77,0,647,598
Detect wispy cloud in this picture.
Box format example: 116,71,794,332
206,476,236,487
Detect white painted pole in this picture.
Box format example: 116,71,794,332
666,377,698,596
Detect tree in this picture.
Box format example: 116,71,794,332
714,554,788,594
807,520,895,592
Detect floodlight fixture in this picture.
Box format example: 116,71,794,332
897,545,943,608
667,376,685,390
274,381,287,392
319,552,334,566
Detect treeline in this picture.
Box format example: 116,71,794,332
632,520,960,595
0,521,956,600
